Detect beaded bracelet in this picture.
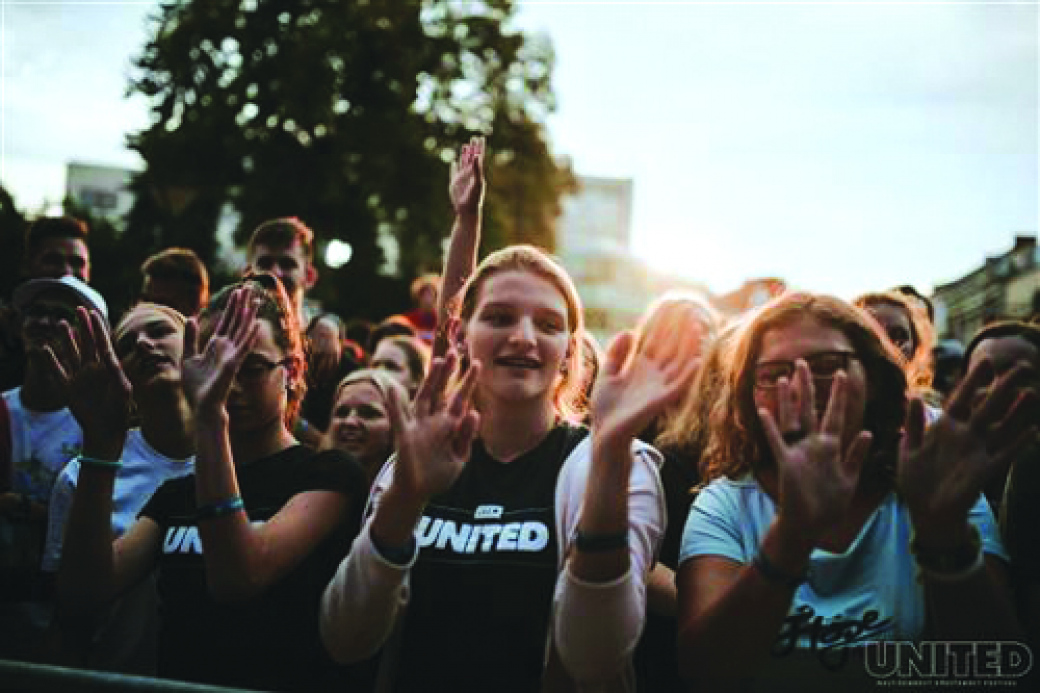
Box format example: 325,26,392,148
77,454,122,470
196,495,245,522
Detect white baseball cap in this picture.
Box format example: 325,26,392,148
13,275,109,322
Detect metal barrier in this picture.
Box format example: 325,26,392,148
0,659,263,693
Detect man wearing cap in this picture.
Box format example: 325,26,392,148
0,275,107,660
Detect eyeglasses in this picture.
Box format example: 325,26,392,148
754,351,857,390
236,356,292,384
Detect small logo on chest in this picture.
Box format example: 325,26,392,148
474,504,503,519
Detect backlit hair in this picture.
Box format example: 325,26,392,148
853,290,935,396
703,292,907,485
200,273,306,425
458,245,586,423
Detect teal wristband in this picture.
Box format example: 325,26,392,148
77,454,122,470
196,496,245,521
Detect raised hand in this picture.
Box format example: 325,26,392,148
448,136,486,218
591,328,701,443
898,358,1039,538
385,350,481,504
759,361,872,543
44,308,132,459
181,288,260,416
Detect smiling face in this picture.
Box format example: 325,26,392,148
114,304,184,392
326,380,393,470
752,316,868,452
464,270,571,409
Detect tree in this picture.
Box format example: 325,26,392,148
126,0,572,320
0,185,27,300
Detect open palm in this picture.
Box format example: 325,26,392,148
591,329,701,441
449,136,486,217
181,288,259,414
387,351,481,503
44,308,132,457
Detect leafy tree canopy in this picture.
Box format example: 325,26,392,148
126,0,574,320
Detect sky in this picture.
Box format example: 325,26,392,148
2,1,1037,301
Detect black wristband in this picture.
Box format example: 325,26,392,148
911,524,982,576
753,548,808,589
574,529,628,553
371,531,418,566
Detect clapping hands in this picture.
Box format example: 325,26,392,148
45,308,132,460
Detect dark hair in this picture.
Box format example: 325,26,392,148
200,273,306,425
141,247,210,308
376,335,429,394
704,292,907,486
24,216,89,260
368,315,417,354
891,284,934,324
247,217,314,262
964,320,1040,369
854,291,935,395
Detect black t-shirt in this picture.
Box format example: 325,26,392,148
139,445,367,692
393,424,588,693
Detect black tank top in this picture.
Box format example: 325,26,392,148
394,424,589,693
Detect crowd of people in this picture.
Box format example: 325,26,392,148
1,137,1038,692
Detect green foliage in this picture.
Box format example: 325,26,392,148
0,186,27,300
126,0,571,320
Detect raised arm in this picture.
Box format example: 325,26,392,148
554,328,700,683
676,362,872,683
435,137,486,358
181,288,349,602
53,308,160,610
321,351,480,662
898,358,1036,639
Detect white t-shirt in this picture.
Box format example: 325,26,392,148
679,475,1007,688
42,427,193,675
43,428,194,572
4,387,81,502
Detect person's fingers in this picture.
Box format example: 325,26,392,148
41,345,70,385
414,356,443,412
776,376,792,437
672,356,702,400
819,370,847,439
57,319,81,371
93,311,129,390
906,397,926,451
213,290,234,337
452,410,481,458
449,360,481,418
793,359,815,435
603,331,634,378
77,307,99,364
971,363,1037,437
759,407,789,466
386,379,411,441
842,430,873,481
182,318,199,361
987,387,1040,456
946,357,996,421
